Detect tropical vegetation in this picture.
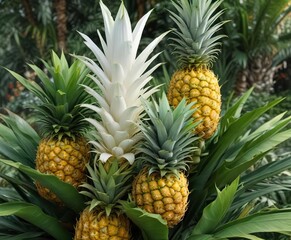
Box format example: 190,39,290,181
0,0,291,240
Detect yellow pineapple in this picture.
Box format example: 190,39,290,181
132,94,199,227
8,51,92,202
167,0,226,139
75,208,130,240
74,160,132,240
35,137,90,202
133,168,189,228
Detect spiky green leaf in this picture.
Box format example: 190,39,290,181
120,201,168,240
0,202,72,240
192,178,239,235
0,159,85,213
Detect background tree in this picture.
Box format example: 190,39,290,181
217,0,291,95
54,0,67,51
1,0,291,108
0,0,171,110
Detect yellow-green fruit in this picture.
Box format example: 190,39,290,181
167,67,221,139
36,136,90,202
74,208,131,240
132,169,189,228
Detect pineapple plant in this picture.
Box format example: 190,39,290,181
132,93,199,228
7,51,92,202
74,159,132,239
167,0,226,139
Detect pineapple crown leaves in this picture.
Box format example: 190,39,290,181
138,93,200,177
80,158,133,217
7,51,93,138
169,0,227,69
75,1,169,164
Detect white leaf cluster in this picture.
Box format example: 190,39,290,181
77,1,168,164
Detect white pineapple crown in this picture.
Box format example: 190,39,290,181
76,1,168,164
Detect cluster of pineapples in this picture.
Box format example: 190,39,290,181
8,0,224,238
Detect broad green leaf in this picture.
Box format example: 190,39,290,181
0,186,21,202
240,154,291,190
186,234,216,240
213,152,266,189
231,183,290,212
27,63,55,99
187,233,263,240
0,142,31,167
219,88,253,134
0,173,63,217
0,159,85,213
0,125,16,145
0,110,40,167
191,178,239,235
187,210,291,239
194,97,283,190
215,128,291,187
0,232,43,240
186,97,286,225
214,209,291,238
227,117,291,168
245,112,286,140
223,114,290,165
5,68,49,103
120,201,168,240
0,202,72,240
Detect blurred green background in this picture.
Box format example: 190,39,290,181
0,0,290,118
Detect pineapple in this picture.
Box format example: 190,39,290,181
74,159,132,240
8,51,92,202
76,0,168,164
132,93,199,228
167,0,226,139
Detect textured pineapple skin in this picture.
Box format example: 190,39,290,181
36,136,90,202
167,67,221,139
74,208,131,240
132,169,189,228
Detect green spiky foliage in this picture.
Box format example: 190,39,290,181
74,158,133,239
0,110,85,240
80,159,132,217
169,0,226,69
139,93,199,177
0,109,39,168
176,88,291,239
7,51,93,139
